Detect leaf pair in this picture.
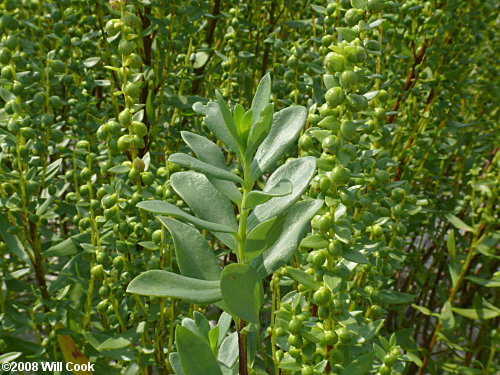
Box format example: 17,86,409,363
192,74,307,182
173,312,239,375
193,73,272,160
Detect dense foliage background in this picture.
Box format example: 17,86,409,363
0,0,498,374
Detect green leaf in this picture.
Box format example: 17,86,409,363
441,301,455,330
217,332,238,368
447,229,456,259
216,312,233,346
286,267,322,291
0,87,16,102
233,103,245,127
192,51,209,69
445,214,474,232
466,275,500,287
337,27,358,42
448,260,460,288
192,101,239,154
237,109,253,144
108,164,131,174
334,225,352,244
0,352,22,364
137,201,236,234
474,233,500,259
452,307,500,320
208,326,219,353
181,131,242,205
215,90,243,151
0,213,32,266
279,355,302,371
245,216,284,261
193,311,211,342
300,234,329,249
340,352,375,375
44,237,78,257
412,304,440,317
246,103,274,159
403,352,423,368
350,0,366,9
341,248,369,264
251,73,271,126
334,203,347,221
169,153,243,184
220,263,264,324
248,157,316,229
169,353,186,375
127,270,222,304
379,290,416,304
395,328,418,350
157,217,221,281
176,326,223,375
251,105,307,180
250,199,323,277
83,56,101,67
171,172,238,250
146,89,155,125
97,336,132,351
244,180,292,209
311,4,326,13
285,20,311,28
373,343,386,362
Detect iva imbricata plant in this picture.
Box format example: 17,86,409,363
127,74,322,375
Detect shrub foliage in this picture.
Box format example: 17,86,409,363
0,0,498,374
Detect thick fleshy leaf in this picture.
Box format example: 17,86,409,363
341,248,369,264
216,312,233,346
300,234,329,249
157,217,221,281
171,172,238,250
193,311,211,342
250,105,307,180
286,267,322,291
0,213,32,265
127,270,222,304
169,353,186,375
452,307,500,320
179,131,242,204
193,101,239,154
251,73,271,126
246,103,274,159
250,199,323,278
137,201,236,234
169,153,243,184
233,103,245,127
215,91,242,150
244,180,292,209
176,326,223,375
340,352,375,375
334,225,352,244
238,108,253,143
220,263,264,324
245,216,284,261
445,213,474,232
217,332,239,368
248,157,316,230
441,301,455,330
181,131,227,168
180,131,241,204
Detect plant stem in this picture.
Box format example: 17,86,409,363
238,318,248,375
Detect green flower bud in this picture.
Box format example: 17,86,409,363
324,52,346,73
325,87,345,107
